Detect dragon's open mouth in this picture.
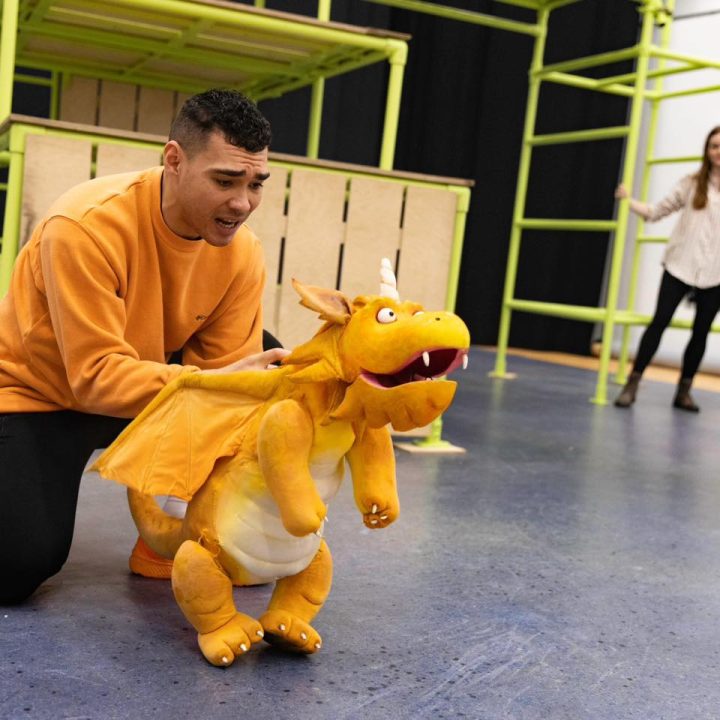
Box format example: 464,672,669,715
360,348,467,389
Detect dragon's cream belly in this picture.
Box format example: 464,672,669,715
215,423,354,584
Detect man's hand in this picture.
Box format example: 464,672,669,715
202,348,290,374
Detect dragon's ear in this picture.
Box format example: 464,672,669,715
292,279,352,324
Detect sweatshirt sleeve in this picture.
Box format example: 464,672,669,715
646,175,693,223
181,235,266,368
39,217,198,418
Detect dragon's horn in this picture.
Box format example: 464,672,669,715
380,257,399,300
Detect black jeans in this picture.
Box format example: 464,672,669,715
0,411,129,603
633,270,720,379
0,330,283,604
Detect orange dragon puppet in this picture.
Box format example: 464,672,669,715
93,259,470,666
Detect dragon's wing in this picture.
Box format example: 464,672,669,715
93,371,271,500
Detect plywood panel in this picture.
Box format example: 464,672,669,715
58,76,98,125
98,81,137,131
174,92,192,116
277,169,346,349
341,177,403,301
95,145,162,177
20,135,93,247
136,87,175,135
397,186,458,311
246,166,288,337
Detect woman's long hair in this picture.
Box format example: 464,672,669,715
693,126,720,209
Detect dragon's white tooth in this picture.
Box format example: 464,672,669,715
372,504,378,513
422,351,430,367
462,354,469,370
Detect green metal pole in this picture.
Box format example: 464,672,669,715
592,0,656,404
0,0,20,122
306,0,332,159
0,126,25,296
362,0,540,36
492,7,549,377
444,186,471,313
379,41,407,170
616,0,675,385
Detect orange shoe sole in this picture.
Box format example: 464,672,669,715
129,537,173,580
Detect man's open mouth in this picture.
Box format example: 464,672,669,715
215,218,240,230
360,348,468,389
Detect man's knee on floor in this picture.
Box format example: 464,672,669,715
0,541,70,604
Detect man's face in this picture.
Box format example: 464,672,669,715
164,131,270,247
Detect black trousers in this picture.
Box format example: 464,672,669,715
633,270,720,379
0,330,283,604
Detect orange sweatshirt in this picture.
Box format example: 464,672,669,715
0,167,265,418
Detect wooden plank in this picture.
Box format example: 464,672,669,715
20,135,93,247
245,166,288,337
95,144,161,178
98,81,137,131
174,91,193,118
271,151,474,187
58,76,98,125
341,177,403,301
277,169,346,349
136,87,175,136
397,186,458,311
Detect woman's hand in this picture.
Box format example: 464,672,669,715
615,183,629,200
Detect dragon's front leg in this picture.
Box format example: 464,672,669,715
347,423,400,529
258,399,327,536
261,540,333,653
171,540,264,666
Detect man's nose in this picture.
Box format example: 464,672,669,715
228,190,250,214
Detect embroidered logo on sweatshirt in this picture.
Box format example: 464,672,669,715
195,314,208,321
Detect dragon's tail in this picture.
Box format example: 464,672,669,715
127,489,185,558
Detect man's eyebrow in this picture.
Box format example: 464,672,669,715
211,168,271,180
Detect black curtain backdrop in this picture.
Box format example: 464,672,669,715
9,0,641,354
256,0,640,354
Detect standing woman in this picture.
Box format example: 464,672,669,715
615,125,720,411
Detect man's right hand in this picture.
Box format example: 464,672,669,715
202,348,290,375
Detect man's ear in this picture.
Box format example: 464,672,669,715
163,141,183,175
292,279,352,324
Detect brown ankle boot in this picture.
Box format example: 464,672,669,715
614,371,641,408
673,378,700,412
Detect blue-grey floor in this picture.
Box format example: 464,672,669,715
3,348,720,720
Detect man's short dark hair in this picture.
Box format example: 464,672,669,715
169,89,272,155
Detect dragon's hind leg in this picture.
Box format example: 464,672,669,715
172,540,264,666
260,540,333,654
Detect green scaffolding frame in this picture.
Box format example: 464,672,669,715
368,0,720,404
0,0,476,450
491,0,720,404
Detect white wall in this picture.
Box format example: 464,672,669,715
614,2,720,371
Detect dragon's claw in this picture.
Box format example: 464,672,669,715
260,610,322,654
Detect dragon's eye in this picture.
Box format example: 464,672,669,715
376,307,397,324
